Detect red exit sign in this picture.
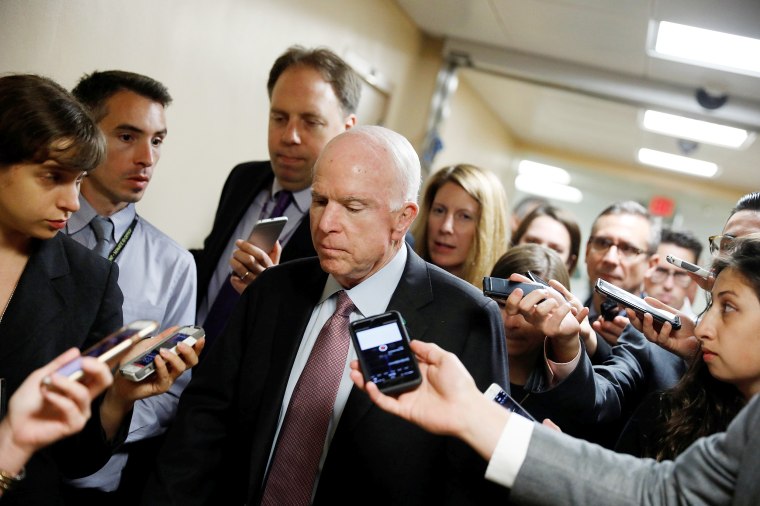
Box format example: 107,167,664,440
649,196,675,218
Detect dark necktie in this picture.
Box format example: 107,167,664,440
202,190,293,349
90,216,114,258
261,291,355,506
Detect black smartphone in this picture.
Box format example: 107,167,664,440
483,276,546,301
247,216,288,252
594,279,681,330
349,311,422,395
56,320,158,381
119,325,205,381
484,383,536,422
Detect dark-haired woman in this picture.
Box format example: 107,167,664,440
0,74,123,505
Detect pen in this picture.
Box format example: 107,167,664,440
666,255,711,279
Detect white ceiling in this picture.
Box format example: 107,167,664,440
395,0,760,192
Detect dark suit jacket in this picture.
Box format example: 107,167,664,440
191,160,316,310
0,234,123,505
147,250,510,505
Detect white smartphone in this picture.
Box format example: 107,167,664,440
56,320,158,381
594,278,682,330
665,254,711,279
484,383,536,422
247,216,288,252
119,325,204,382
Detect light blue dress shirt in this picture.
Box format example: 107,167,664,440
64,196,197,491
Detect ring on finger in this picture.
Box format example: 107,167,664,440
240,271,250,280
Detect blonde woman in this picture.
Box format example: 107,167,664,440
412,164,509,288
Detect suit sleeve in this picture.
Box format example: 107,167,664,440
508,394,758,505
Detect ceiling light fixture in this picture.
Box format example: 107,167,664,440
652,21,760,76
517,160,571,184
637,148,718,178
642,110,752,149
514,174,583,203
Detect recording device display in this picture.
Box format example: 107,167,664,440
349,311,422,395
482,276,547,301
594,278,682,330
119,325,204,381
247,216,288,252
665,254,711,280
484,383,536,422
56,320,158,381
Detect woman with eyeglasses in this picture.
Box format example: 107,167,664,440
616,233,760,460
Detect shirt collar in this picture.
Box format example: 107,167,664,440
319,243,408,318
67,196,136,237
272,179,311,214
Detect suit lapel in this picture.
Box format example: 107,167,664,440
339,250,433,431
0,237,70,360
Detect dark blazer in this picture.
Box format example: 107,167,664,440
191,160,316,310
147,250,510,505
0,234,123,506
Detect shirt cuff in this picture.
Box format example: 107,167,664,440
484,412,535,488
544,338,582,386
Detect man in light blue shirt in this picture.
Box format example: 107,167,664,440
63,71,200,501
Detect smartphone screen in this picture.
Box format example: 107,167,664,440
56,320,157,381
130,332,193,368
350,312,421,395
485,383,536,421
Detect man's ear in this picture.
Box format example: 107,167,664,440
343,114,357,130
648,253,659,269
393,202,419,241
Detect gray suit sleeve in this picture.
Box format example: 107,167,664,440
509,394,760,505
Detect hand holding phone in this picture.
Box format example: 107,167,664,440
594,279,681,330
349,311,422,395
120,326,205,381
482,277,547,301
56,320,158,381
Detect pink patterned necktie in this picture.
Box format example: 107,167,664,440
261,291,355,506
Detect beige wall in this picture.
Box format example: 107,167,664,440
0,0,439,248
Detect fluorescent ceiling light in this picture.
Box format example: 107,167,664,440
515,174,583,203
637,148,718,178
642,110,752,149
517,160,571,184
653,21,760,76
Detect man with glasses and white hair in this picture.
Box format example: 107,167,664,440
583,201,660,336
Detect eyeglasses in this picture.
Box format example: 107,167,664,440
587,236,647,259
648,267,692,287
708,234,736,255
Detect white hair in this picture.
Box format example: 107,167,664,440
319,125,421,210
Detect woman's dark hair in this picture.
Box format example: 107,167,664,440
511,204,581,275
0,74,105,172
645,233,760,461
491,244,570,289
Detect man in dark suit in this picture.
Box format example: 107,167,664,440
193,46,360,345
146,126,510,505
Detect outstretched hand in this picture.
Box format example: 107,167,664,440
626,298,698,359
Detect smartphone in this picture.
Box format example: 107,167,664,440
665,254,711,279
57,320,158,381
247,216,288,252
349,311,422,395
483,276,546,301
594,279,681,330
119,325,205,381
484,383,536,422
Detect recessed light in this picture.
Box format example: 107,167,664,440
515,174,583,203
642,110,751,149
637,148,718,178
517,160,571,184
652,21,760,76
